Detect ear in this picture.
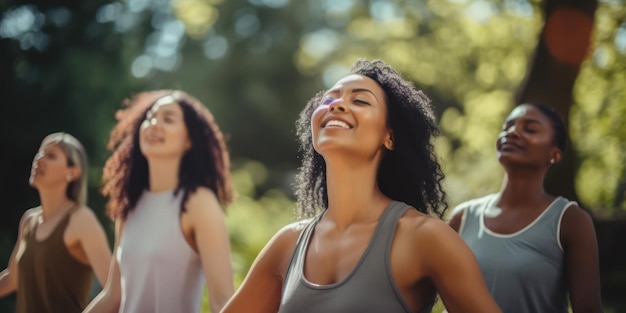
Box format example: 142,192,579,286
184,138,192,152
383,130,394,151
549,149,562,165
67,167,80,182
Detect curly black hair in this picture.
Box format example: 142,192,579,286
294,59,448,219
102,90,234,220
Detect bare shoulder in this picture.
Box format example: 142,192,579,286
260,219,311,277
560,202,596,242
66,205,108,235
396,209,469,260
185,186,222,214
18,207,41,233
21,207,41,223
70,205,100,223
562,202,593,224
399,210,458,241
272,219,310,246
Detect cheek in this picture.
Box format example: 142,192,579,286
310,106,326,132
171,126,190,148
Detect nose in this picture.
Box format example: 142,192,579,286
143,116,159,129
328,98,348,113
504,124,519,138
33,151,44,167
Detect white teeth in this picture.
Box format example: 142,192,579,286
325,120,350,129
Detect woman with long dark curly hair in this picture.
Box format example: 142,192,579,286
222,59,500,313
84,90,234,313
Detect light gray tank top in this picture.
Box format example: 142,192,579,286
279,201,433,313
457,193,573,313
117,190,204,313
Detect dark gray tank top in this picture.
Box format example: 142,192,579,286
279,201,433,313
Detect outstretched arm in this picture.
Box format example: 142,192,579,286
83,219,123,313
221,222,304,313
0,209,37,297
73,208,112,286
186,188,234,313
419,218,501,313
560,205,602,313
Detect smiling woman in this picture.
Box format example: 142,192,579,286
221,59,501,313
449,103,602,313
83,90,235,313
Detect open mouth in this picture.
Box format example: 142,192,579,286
323,119,352,129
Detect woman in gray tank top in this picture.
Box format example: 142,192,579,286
449,103,602,312
84,90,235,313
222,59,501,313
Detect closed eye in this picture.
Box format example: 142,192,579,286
354,99,370,105
322,97,335,105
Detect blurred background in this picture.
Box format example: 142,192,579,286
0,0,624,311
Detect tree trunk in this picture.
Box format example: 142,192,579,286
514,0,598,205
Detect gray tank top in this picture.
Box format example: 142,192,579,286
117,190,205,313
279,201,433,313
457,193,573,313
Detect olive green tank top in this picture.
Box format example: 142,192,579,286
16,205,93,313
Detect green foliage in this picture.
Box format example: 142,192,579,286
1,0,624,311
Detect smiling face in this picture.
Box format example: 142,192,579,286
29,142,76,190
139,96,191,160
496,104,561,168
311,74,393,159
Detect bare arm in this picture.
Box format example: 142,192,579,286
419,218,501,313
220,222,304,313
0,209,38,297
83,219,123,313
560,205,602,313
73,208,112,286
186,188,234,313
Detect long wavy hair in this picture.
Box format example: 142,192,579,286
39,132,89,205
294,59,447,219
102,90,234,220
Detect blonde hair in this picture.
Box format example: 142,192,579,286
41,132,89,205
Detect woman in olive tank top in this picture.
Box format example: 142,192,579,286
222,59,501,313
0,132,112,313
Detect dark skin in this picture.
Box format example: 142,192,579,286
449,104,602,313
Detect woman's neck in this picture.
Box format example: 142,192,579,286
38,187,73,220
498,170,551,208
147,157,181,192
324,157,390,229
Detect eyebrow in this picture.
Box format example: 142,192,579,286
327,88,380,102
504,117,545,128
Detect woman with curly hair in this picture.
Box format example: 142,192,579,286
84,90,235,313
221,59,500,313
0,132,111,313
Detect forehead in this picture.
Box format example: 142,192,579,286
505,104,550,124
148,96,182,114
39,142,65,154
329,74,384,96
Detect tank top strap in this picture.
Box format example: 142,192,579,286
53,202,80,233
